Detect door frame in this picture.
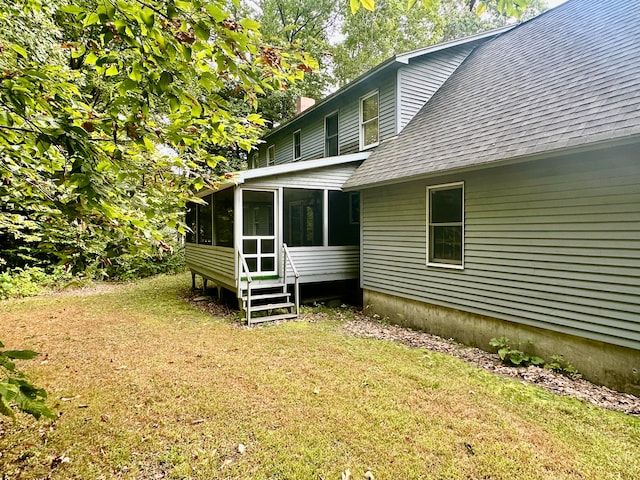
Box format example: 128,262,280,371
237,187,279,280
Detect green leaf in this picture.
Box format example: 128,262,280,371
9,44,28,59
0,395,15,420
140,8,155,28
239,18,260,31
191,102,202,118
84,12,101,27
204,4,227,22
159,71,173,91
129,66,142,82
85,52,98,65
3,350,39,360
361,0,375,11
105,65,119,76
194,22,210,41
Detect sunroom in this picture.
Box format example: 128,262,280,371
184,153,368,323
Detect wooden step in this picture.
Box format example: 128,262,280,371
241,283,286,291
249,302,295,313
242,292,290,302
249,313,298,324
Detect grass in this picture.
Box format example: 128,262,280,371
1,273,639,479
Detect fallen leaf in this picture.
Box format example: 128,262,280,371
364,471,375,480
237,443,246,454
313,388,320,395
342,469,352,480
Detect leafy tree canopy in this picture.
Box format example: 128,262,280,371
0,0,314,274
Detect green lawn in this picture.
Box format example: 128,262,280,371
1,273,639,479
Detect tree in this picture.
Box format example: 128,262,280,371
334,0,545,85
256,0,339,124
0,0,314,273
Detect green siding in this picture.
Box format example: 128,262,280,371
398,45,474,131
361,145,640,350
185,244,235,289
257,72,398,166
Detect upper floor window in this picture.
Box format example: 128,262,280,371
360,90,379,150
293,130,301,161
266,145,275,166
249,153,258,169
427,182,464,268
325,112,339,157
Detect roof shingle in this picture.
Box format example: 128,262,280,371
344,0,640,189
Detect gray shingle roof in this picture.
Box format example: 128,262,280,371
344,0,640,189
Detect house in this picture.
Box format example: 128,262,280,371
343,0,640,394
185,28,507,324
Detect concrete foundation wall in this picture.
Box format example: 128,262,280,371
364,289,640,396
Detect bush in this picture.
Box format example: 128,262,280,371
0,267,48,300
106,244,186,281
0,241,185,299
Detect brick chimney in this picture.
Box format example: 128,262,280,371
295,96,316,114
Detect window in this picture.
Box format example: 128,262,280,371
427,183,464,267
249,153,258,169
186,190,235,247
325,112,339,156
213,188,234,247
284,189,323,247
267,145,275,166
185,202,196,243
293,130,301,161
360,90,379,150
197,194,213,245
349,192,360,225
329,191,359,246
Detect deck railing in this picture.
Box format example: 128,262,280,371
237,250,254,324
282,243,300,316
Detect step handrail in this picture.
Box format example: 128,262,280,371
237,250,253,325
282,243,300,316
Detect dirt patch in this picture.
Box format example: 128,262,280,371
41,282,120,297
343,314,640,416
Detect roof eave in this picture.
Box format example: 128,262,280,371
344,134,640,191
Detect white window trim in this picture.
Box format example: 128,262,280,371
250,153,258,169
293,129,301,161
324,111,339,157
426,181,464,269
266,145,275,166
359,89,379,151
